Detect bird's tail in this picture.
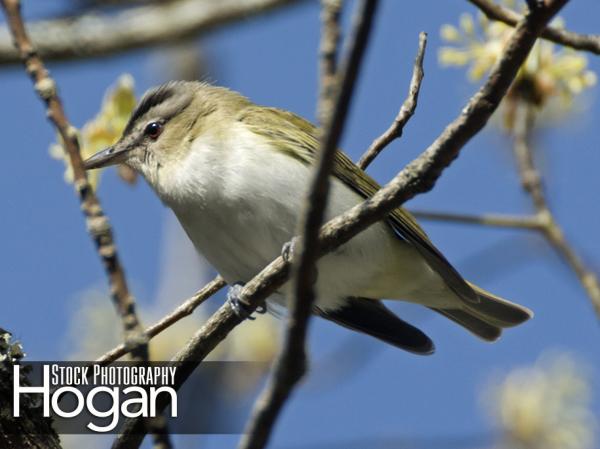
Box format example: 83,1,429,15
316,297,434,355
432,283,533,341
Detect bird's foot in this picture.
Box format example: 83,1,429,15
227,282,267,320
281,237,299,263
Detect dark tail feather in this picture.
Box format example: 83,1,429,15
465,283,533,328
431,307,502,341
432,283,532,339
317,298,434,355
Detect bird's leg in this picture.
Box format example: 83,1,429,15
282,236,319,283
227,282,267,320
281,236,299,263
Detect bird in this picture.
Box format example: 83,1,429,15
84,81,532,355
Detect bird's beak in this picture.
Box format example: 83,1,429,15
84,145,130,170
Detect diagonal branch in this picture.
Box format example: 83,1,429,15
0,0,307,65
1,0,172,445
512,103,600,315
0,0,147,364
94,276,226,366
412,105,600,317
358,31,427,170
468,0,600,54
111,2,567,447
238,1,379,448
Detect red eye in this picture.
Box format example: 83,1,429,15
144,122,162,139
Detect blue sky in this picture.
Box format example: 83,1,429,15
1,1,599,448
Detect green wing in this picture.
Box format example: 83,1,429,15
239,106,478,304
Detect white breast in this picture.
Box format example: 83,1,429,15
155,124,451,311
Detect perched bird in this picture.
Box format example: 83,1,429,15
84,81,532,354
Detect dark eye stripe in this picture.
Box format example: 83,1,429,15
124,85,175,135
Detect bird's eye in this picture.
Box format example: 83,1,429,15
144,122,162,139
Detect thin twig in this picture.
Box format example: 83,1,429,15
111,3,567,447
95,276,226,366
239,2,378,448
357,32,427,170
1,0,171,445
410,210,544,230
512,103,600,315
0,0,307,65
468,0,600,54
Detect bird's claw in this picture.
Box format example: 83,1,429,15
227,282,266,320
282,237,299,263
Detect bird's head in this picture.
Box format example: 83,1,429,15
84,81,249,187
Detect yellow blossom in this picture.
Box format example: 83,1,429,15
484,353,596,449
438,2,596,117
50,74,136,190
440,24,462,43
459,12,475,36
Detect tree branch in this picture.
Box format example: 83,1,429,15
0,0,307,65
468,0,600,54
357,31,427,170
111,2,567,447
512,102,600,315
410,210,544,229
1,0,171,444
317,0,343,125
0,0,148,363
0,329,62,449
238,1,378,448
94,276,226,366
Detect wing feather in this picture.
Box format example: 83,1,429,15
239,106,478,304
